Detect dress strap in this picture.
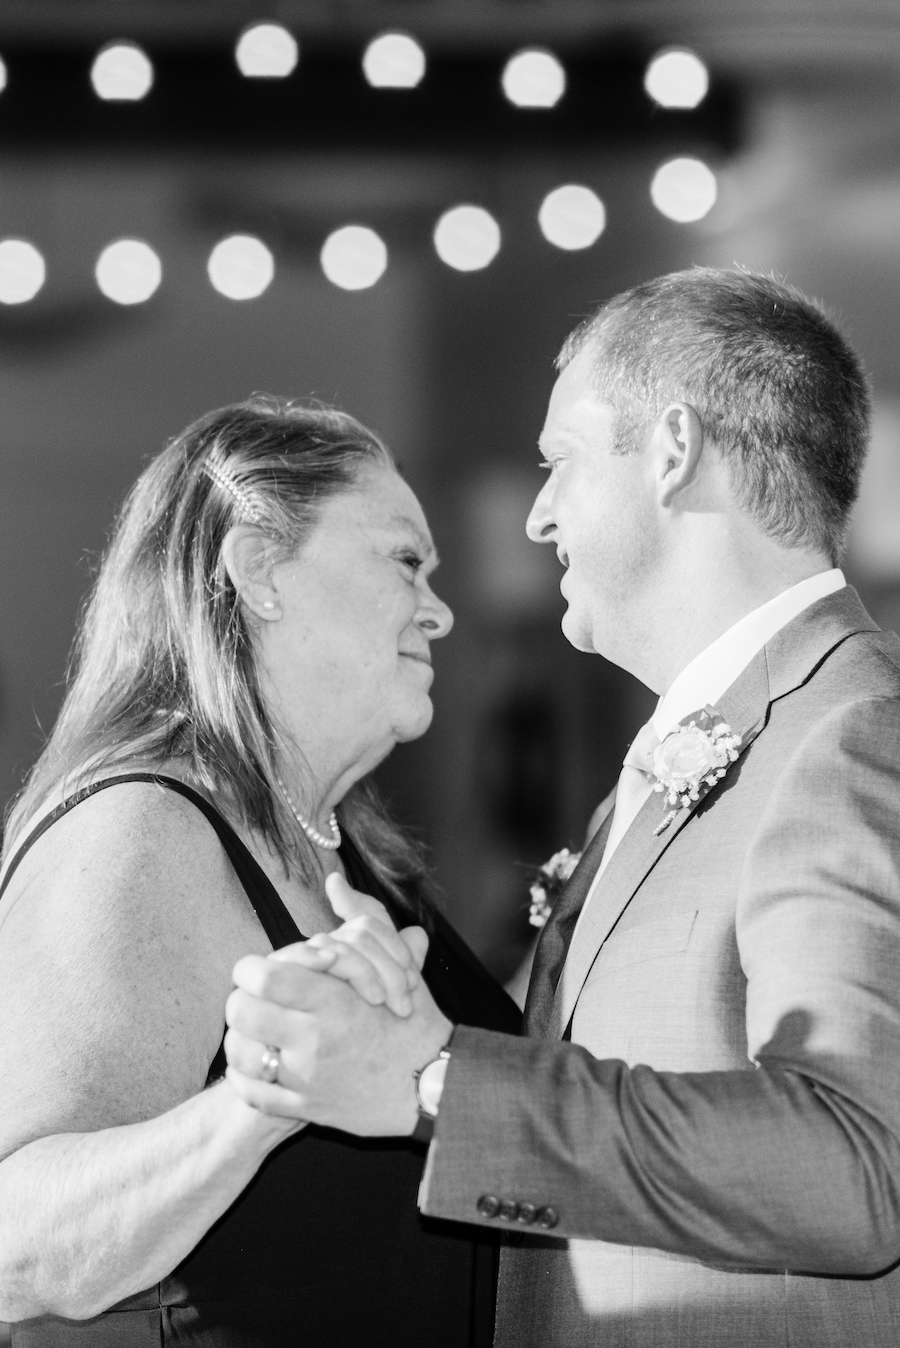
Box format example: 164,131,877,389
0,773,305,948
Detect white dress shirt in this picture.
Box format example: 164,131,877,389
570,568,846,945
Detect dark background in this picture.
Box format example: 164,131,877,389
0,0,898,994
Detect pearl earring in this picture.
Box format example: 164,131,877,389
262,601,275,611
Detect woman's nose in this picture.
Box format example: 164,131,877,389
417,587,454,639
526,477,556,543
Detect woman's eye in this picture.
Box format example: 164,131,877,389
398,551,424,573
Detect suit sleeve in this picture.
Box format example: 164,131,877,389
419,697,900,1274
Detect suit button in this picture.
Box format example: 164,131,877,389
516,1202,538,1225
498,1199,519,1222
477,1194,501,1219
536,1205,559,1230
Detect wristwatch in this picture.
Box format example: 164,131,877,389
411,1043,453,1144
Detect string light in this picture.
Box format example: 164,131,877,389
650,157,717,222
644,48,709,109
321,226,388,290
208,235,274,299
538,185,606,250
235,23,299,78
501,49,565,108
90,42,154,101
362,33,426,88
95,239,162,304
433,206,501,272
0,239,46,304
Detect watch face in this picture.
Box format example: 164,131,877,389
417,1055,450,1117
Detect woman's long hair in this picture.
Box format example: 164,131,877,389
5,396,434,917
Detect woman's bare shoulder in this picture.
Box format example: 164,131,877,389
2,778,234,924
0,780,264,1148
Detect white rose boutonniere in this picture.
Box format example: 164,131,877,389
651,705,742,835
528,847,582,928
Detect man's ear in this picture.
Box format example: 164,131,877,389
653,401,705,507
221,524,282,621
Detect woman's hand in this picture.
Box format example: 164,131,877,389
224,877,441,1127
270,874,430,1018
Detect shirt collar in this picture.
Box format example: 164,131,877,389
651,569,846,740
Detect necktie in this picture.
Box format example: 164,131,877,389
563,720,661,959
596,720,660,877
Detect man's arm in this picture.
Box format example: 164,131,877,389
420,696,900,1273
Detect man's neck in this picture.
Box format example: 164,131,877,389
632,545,834,695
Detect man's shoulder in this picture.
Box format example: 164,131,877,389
778,623,900,717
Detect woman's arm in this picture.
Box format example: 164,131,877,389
0,1082,297,1321
0,783,299,1321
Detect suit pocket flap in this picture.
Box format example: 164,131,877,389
597,909,698,973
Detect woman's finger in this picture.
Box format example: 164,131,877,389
225,981,320,1049
325,872,394,927
399,926,429,973
225,1064,309,1121
308,930,413,1016
326,875,430,980
267,942,337,969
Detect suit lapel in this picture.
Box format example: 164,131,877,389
523,807,615,1038
552,651,771,1036
549,585,880,1039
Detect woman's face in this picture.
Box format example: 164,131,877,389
260,463,454,784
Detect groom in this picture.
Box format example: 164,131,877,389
226,268,900,1345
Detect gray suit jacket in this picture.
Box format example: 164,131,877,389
419,588,900,1346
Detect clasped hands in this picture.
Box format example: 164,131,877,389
224,874,453,1136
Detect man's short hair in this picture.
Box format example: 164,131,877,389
559,267,871,562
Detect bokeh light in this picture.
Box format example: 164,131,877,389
501,48,566,108
207,235,275,299
0,239,46,304
320,226,388,290
0,54,7,94
362,33,426,88
95,239,162,305
90,42,154,101
644,48,709,109
235,23,299,78
650,157,718,222
538,185,606,250
433,206,501,272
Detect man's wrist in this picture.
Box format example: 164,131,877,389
411,1030,455,1143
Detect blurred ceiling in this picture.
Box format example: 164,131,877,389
0,0,898,73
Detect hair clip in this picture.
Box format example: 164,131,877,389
202,448,263,524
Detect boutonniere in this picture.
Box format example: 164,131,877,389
528,848,582,928
651,705,742,836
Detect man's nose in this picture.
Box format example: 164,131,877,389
526,478,555,543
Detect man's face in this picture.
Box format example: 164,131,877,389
527,347,657,659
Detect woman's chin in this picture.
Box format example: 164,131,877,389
393,698,434,744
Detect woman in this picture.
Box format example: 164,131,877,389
0,397,520,1346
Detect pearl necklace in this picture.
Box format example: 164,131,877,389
275,777,342,851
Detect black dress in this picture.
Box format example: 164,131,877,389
2,775,521,1348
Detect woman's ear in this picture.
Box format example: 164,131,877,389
653,401,705,508
221,525,282,621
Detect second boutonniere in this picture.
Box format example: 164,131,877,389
650,705,742,836
528,848,582,928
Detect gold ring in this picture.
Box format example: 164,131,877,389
260,1045,281,1084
